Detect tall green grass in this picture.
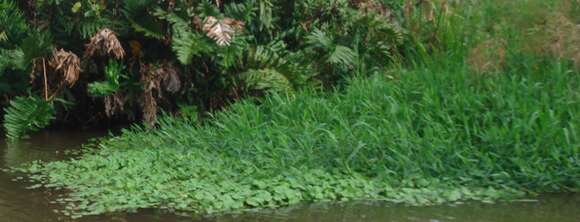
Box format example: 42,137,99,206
19,58,579,217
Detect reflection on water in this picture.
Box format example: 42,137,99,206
0,130,579,222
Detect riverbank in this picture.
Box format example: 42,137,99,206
14,57,579,218
6,0,580,219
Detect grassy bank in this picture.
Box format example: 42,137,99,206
17,57,579,217
10,0,580,219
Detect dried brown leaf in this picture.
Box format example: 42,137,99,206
104,92,125,117
49,49,81,87
138,62,181,127
85,28,126,59
202,16,245,46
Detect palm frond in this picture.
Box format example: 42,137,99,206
123,0,164,39
241,68,293,94
156,10,213,65
171,29,211,65
306,29,358,68
0,0,29,47
3,96,55,141
0,48,25,73
328,45,357,68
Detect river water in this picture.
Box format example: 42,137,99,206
1,130,579,222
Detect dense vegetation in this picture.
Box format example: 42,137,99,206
6,0,580,219
1,0,406,140
19,58,579,218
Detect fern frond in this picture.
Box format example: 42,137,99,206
328,45,357,67
123,0,164,39
0,48,25,73
3,96,55,141
156,9,213,65
241,68,293,94
306,29,358,68
20,30,53,64
171,30,211,65
0,0,29,47
245,40,288,68
306,29,335,49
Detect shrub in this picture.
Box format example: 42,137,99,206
1,0,405,139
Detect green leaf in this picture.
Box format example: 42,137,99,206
3,96,55,141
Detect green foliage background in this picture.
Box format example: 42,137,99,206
0,0,405,139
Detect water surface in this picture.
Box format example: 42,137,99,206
1,131,578,222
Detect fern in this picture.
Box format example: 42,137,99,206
241,68,293,94
3,96,55,141
88,60,123,97
306,29,358,68
159,11,214,65
0,0,29,47
328,45,357,68
20,30,53,65
0,48,25,73
78,16,118,40
123,0,164,39
171,29,212,65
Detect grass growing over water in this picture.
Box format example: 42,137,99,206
17,57,579,217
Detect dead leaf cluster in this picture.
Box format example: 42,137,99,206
85,28,126,59
202,16,245,46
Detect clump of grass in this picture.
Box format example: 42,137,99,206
16,58,579,218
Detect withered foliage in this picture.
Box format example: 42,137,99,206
404,0,450,22
350,0,397,23
202,16,245,46
85,28,126,59
104,92,125,117
542,14,580,68
49,49,81,87
139,62,181,126
466,38,507,74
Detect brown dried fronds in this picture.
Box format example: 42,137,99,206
523,13,580,69
141,90,158,127
104,92,125,117
466,38,507,74
49,49,81,87
544,14,580,68
141,62,181,94
139,63,158,127
139,62,181,127
202,16,245,46
350,0,398,25
85,28,126,59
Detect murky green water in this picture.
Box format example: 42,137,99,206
1,131,579,222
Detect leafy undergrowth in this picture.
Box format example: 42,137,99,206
15,60,580,218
